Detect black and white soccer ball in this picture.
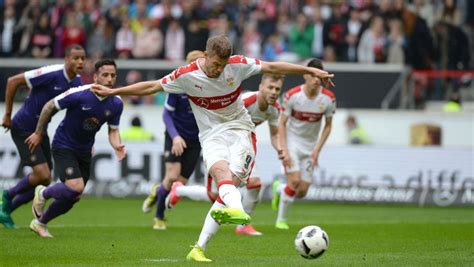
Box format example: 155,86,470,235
294,225,329,259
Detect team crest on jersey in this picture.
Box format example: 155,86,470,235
319,103,325,112
226,77,235,87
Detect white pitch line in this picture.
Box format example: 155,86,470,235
143,258,179,263
33,220,473,228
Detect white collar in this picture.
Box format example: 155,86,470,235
63,67,73,82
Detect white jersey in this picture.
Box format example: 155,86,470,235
161,55,262,142
242,91,280,127
282,85,336,149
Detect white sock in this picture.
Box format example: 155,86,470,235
277,183,286,194
242,187,260,215
277,186,295,222
218,184,243,210
176,185,210,202
197,201,225,250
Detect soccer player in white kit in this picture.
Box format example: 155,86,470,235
273,58,336,230
92,35,334,262
166,73,284,236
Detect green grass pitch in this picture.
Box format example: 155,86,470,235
1,198,473,266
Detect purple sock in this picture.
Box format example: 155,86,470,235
155,185,170,220
40,199,75,224
43,183,80,200
7,174,32,199
11,188,35,212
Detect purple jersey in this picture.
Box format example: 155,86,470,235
12,64,83,133
52,84,123,153
163,93,199,140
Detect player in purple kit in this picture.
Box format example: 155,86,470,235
141,50,203,230
0,45,85,228
24,59,125,237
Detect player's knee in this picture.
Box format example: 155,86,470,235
296,190,308,198
33,169,52,185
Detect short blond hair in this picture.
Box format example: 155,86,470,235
186,50,205,63
206,35,232,59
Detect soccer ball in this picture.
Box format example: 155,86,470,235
294,225,329,259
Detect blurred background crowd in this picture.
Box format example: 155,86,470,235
0,0,472,108
1,0,472,67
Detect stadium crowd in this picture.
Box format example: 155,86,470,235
0,0,472,66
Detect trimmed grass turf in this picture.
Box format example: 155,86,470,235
1,198,473,266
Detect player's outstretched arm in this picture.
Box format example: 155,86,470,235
92,80,163,97
25,100,57,152
261,61,335,87
2,73,27,130
108,127,126,161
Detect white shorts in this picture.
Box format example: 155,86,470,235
202,129,257,182
285,140,314,183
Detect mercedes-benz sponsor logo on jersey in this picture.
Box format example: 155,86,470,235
196,97,210,108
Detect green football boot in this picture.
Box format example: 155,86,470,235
211,208,251,225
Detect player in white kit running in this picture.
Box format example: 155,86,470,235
92,35,334,262
166,74,284,236
273,58,336,230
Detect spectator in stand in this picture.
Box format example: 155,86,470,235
394,0,434,69
433,21,470,99
255,0,278,40
164,18,185,61
16,0,41,56
183,18,209,55
408,0,437,28
115,17,134,59
241,22,261,59
87,16,115,59
209,14,238,52
132,18,163,59
289,13,313,60
387,18,406,64
30,13,53,58
324,4,347,59
323,45,337,62
310,7,325,59
342,7,363,62
62,13,86,53
0,5,20,57
276,12,292,43
129,0,152,20
436,0,462,26
150,0,182,22
262,32,287,61
358,15,387,63
71,0,93,38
